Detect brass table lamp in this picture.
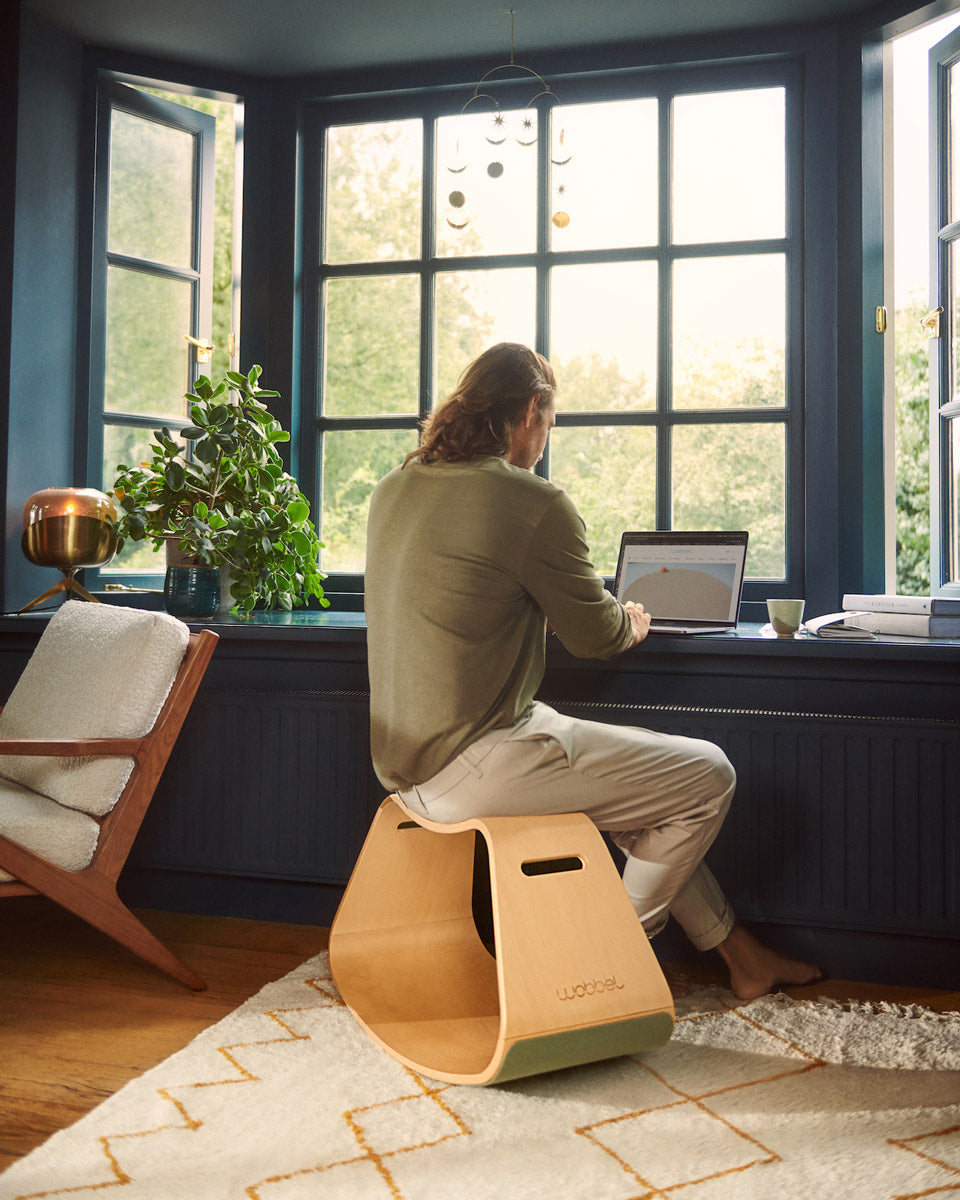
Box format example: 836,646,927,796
19,487,118,612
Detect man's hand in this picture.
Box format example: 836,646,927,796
624,600,651,646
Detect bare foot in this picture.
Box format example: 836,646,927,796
716,924,822,1002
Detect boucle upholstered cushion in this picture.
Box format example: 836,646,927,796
0,780,100,880
0,602,189,818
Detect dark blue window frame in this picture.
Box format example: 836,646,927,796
299,58,806,622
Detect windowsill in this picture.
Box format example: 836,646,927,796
2,607,960,662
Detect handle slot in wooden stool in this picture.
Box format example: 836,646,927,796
330,794,674,1085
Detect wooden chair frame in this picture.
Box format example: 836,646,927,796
330,794,675,1085
0,628,219,990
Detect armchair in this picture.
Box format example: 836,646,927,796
0,601,218,989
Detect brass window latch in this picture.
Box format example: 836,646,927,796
184,334,214,364
875,305,887,333
920,306,944,338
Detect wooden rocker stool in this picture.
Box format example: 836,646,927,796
329,794,675,1086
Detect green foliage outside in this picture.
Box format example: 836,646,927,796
142,90,237,382
894,291,931,595
320,124,491,571
99,94,939,597
320,121,791,578
104,90,237,573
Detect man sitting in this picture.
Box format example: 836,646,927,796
365,342,820,1001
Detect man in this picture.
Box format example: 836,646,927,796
365,342,819,1001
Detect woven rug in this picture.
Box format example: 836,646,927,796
3,954,959,1200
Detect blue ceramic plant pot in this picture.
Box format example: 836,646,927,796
163,563,221,619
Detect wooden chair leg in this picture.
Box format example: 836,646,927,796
0,837,205,990
87,894,207,991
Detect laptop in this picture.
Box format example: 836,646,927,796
613,531,749,634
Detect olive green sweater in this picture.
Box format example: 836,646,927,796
365,456,633,789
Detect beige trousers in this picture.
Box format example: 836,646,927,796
399,701,736,952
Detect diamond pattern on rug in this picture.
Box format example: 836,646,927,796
568,1004,819,1199
887,1122,960,1200
578,1098,778,1195
3,956,959,1200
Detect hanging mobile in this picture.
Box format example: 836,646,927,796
486,110,507,146
444,11,564,230
552,182,570,228
446,136,467,174
551,126,573,166
516,109,538,147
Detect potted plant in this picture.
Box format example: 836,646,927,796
113,365,328,614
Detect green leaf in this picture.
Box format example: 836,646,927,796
194,437,220,464
165,460,186,490
286,498,309,524
290,529,312,556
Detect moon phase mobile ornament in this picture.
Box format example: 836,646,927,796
551,126,573,166
444,10,567,232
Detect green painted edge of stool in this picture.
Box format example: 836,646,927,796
486,1011,675,1086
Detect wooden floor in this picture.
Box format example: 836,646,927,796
2,897,958,1173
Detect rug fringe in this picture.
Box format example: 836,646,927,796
764,991,958,1022
682,984,958,1023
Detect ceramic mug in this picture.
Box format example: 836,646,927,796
766,598,805,637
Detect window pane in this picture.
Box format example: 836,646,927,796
109,108,194,266
435,268,536,402
952,63,960,226
549,98,658,251
101,426,166,572
950,417,960,581
673,255,785,409
551,263,657,410
673,423,785,578
951,240,960,419
324,120,423,264
550,426,656,574
321,429,419,572
323,276,420,416
435,110,538,257
105,266,192,417
673,88,785,245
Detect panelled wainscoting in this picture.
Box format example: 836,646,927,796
0,609,955,989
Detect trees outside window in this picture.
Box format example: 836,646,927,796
306,65,800,589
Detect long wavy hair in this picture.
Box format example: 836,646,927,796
404,343,556,466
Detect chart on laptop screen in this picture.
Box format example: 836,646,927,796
615,533,747,624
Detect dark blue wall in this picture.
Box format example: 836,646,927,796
0,5,19,610
5,9,84,611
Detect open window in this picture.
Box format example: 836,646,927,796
87,80,240,580
928,26,960,594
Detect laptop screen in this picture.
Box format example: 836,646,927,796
613,531,749,628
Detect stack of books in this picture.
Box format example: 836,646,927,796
806,594,960,639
